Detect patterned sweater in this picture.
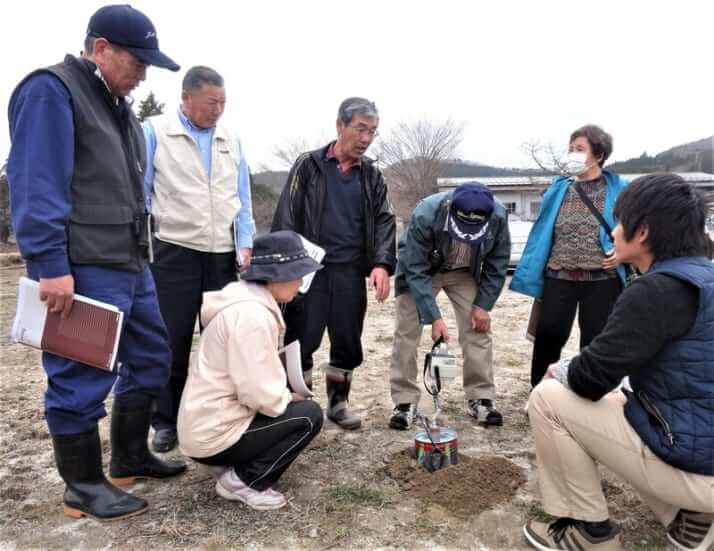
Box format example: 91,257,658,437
547,178,609,274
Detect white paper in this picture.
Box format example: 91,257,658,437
234,223,243,267
616,376,632,392
298,236,325,294
11,277,48,348
279,340,314,398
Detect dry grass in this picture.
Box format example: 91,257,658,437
0,264,673,549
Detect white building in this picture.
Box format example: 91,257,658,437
438,172,714,222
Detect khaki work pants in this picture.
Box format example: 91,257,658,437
529,380,714,525
390,270,494,405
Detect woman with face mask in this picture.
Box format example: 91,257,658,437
511,125,629,387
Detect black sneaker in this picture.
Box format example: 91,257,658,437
388,404,417,430
466,399,503,426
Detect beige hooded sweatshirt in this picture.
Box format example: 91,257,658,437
177,281,291,458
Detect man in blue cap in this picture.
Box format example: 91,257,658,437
7,4,183,521
389,182,511,430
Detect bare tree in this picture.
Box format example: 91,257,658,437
269,138,316,170
375,118,465,219
520,139,567,174
264,134,330,171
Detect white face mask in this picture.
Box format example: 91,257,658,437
563,152,589,176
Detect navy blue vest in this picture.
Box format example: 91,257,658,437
625,256,714,475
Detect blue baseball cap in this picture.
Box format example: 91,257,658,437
448,182,495,244
87,4,180,72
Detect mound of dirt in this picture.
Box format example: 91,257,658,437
381,448,526,519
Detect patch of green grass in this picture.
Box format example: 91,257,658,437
526,501,553,522
327,484,390,509
334,526,351,540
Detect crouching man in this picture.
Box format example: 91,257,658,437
389,182,511,430
523,174,714,551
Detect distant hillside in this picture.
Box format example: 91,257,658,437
249,175,282,234
250,171,288,234
441,159,548,178
607,135,713,174
252,171,288,194
250,136,713,232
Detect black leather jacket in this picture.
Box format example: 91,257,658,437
271,143,397,276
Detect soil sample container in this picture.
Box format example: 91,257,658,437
414,428,458,471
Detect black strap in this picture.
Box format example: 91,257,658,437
423,336,445,396
572,179,613,238
572,179,635,282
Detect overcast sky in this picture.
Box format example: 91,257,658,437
2,0,712,171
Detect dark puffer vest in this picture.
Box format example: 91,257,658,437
625,256,714,475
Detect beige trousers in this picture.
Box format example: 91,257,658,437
529,380,714,525
390,270,494,405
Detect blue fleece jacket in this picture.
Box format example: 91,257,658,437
7,73,74,278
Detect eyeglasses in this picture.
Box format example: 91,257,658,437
347,124,379,138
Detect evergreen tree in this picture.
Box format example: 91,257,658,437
136,91,165,122
0,166,11,243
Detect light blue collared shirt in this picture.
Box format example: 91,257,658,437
142,109,256,250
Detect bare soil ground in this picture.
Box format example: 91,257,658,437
0,261,669,550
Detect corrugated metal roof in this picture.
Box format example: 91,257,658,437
438,172,714,189
618,172,714,182
438,176,550,188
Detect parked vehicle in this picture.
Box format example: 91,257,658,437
508,218,534,269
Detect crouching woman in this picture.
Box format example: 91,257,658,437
177,231,324,510
524,174,714,551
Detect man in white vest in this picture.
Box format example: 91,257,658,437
143,65,256,452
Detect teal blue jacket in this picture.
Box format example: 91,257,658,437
510,172,628,298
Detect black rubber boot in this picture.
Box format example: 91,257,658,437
325,366,361,430
52,428,148,521
151,427,178,453
109,398,186,487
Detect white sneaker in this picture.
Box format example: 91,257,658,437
263,487,285,499
215,469,287,510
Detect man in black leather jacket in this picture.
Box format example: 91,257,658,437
272,97,396,430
